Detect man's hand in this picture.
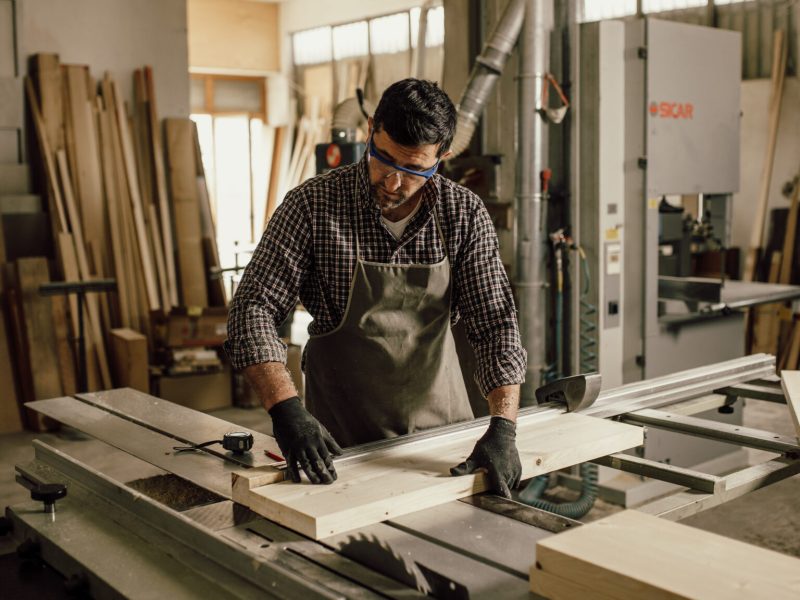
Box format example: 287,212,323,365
269,397,343,484
450,417,522,498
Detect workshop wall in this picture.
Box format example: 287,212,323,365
16,0,189,118
733,77,800,260
187,0,279,73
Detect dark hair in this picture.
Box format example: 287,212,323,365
372,79,456,158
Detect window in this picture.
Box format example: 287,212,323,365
190,74,271,286
290,5,446,124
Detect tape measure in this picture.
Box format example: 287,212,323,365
173,431,254,456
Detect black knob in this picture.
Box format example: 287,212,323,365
718,405,734,414
31,483,67,513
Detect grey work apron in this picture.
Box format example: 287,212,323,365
303,203,474,447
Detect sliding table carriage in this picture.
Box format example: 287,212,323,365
4,353,800,598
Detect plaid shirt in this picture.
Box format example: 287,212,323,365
225,155,527,397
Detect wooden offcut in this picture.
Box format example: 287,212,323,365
165,118,208,307
110,328,149,392
233,414,643,540
531,509,800,600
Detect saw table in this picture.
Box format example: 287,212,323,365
4,354,800,599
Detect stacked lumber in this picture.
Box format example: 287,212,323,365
18,54,225,408
530,510,800,600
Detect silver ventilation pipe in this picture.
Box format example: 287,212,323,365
516,0,553,403
449,0,525,157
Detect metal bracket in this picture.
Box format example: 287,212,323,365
638,47,648,59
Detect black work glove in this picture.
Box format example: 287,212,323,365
269,397,343,484
450,417,522,499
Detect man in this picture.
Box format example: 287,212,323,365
225,79,527,498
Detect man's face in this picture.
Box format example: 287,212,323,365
367,120,445,214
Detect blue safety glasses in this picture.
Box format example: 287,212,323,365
368,136,440,181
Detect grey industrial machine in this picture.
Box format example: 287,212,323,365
575,18,800,505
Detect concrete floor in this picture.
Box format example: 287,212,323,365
1,399,798,562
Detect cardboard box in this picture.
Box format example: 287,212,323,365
154,306,228,348
157,366,231,412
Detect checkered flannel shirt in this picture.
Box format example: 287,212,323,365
224,154,527,397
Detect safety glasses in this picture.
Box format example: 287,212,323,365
368,136,440,182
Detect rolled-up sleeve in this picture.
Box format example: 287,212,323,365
453,201,527,397
224,190,311,370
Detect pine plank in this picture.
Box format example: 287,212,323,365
56,150,112,388
264,125,287,228
165,118,208,307
64,65,107,261
30,54,64,153
144,66,178,308
233,414,643,540
57,231,101,392
193,127,225,306
51,294,77,396
779,370,800,440
780,182,799,284
97,105,131,328
109,76,160,311
533,509,800,600
24,77,68,233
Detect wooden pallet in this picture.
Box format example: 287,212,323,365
232,414,644,540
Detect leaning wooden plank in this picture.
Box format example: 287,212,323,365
264,125,287,228
165,118,208,307
533,509,800,600
234,414,643,540
144,66,178,308
30,53,64,153
97,105,131,328
109,76,160,311
0,265,24,433
193,128,225,306
56,232,100,391
744,31,786,282
779,370,800,440
56,150,112,388
15,257,62,430
24,77,67,233
780,181,799,283
50,294,77,396
64,65,107,263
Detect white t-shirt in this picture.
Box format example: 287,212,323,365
381,199,423,240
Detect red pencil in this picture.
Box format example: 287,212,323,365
265,450,285,462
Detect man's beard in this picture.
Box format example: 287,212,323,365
371,184,410,212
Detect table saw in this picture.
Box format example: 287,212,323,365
4,354,800,599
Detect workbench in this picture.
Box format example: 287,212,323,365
4,354,799,599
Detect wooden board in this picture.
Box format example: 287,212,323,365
233,413,644,540
110,77,160,311
15,257,62,430
779,370,800,440
30,54,64,153
532,509,800,600
780,182,799,284
110,328,149,392
0,263,23,433
64,65,107,262
165,118,208,307
144,66,178,308
530,569,617,600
